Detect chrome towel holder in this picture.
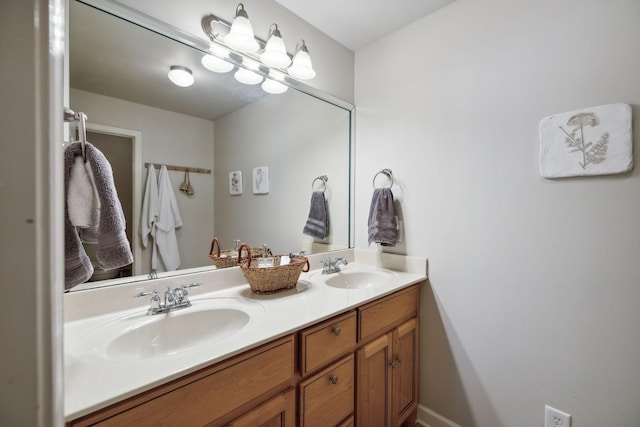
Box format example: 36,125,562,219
372,169,393,189
312,175,328,192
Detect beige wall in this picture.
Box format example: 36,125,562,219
355,0,640,425
71,89,215,274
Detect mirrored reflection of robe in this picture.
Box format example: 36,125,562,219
153,165,183,271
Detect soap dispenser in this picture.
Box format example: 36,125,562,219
257,244,274,267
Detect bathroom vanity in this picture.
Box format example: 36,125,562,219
64,250,427,426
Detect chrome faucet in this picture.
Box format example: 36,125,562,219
321,257,348,274
134,283,201,315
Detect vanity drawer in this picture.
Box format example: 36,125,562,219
358,285,419,343
300,310,356,376
299,354,354,427
81,335,295,427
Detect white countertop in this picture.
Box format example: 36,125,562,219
64,249,427,420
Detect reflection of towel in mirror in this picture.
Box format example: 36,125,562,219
303,191,328,240
64,142,133,289
368,188,397,246
140,164,158,249
67,156,100,231
153,165,183,272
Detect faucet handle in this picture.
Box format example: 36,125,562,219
134,289,159,298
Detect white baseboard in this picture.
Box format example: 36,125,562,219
417,404,461,427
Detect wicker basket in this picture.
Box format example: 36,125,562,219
237,244,310,294
208,237,262,269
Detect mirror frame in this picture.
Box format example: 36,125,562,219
67,0,355,291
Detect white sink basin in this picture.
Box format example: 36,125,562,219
71,298,263,361
322,268,396,289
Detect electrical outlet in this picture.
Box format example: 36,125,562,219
545,405,571,427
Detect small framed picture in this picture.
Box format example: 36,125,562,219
229,170,242,195
253,166,269,194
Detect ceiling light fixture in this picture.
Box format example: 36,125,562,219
167,66,194,87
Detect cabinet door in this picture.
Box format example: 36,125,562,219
356,333,392,427
392,318,418,425
228,388,296,427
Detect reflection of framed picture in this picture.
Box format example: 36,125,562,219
229,170,242,195
253,166,269,194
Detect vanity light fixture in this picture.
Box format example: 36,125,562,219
224,3,259,53
260,24,291,68
288,40,316,80
201,3,316,86
167,66,194,87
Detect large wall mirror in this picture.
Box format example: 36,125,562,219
67,0,353,291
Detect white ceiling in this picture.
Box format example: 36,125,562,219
274,0,456,51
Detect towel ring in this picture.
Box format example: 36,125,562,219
372,169,393,189
312,175,328,192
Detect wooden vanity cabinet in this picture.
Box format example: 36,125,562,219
67,283,422,427
67,335,296,427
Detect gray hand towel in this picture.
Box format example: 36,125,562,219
368,188,397,246
64,142,133,289
303,191,328,240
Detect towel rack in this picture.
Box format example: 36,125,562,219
372,169,393,189
145,163,212,175
64,107,88,161
312,175,328,192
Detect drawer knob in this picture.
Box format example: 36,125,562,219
332,326,342,336
329,375,339,384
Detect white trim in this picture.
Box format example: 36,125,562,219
85,122,143,275
417,405,462,427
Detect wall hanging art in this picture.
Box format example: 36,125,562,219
253,166,269,194
539,103,633,178
229,170,242,195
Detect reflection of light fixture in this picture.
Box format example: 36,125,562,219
262,77,288,94
224,3,259,53
288,40,316,80
260,24,291,68
234,67,263,85
168,66,194,87
201,54,234,73
201,4,316,84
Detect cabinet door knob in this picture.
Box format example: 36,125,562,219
329,375,339,384
332,326,342,336
395,355,403,364
389,360,397,368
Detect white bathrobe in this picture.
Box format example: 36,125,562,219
153,165,183,271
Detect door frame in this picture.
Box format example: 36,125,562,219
86,122,143,276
